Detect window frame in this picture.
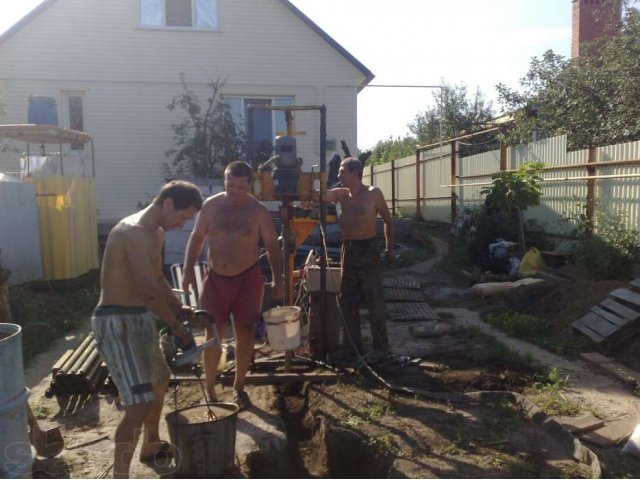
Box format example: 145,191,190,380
139,0,218,30
62,91,86,152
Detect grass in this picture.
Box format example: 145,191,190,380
481,306,589,357
8,273,100,366
525,367,583,416
460,326,533,369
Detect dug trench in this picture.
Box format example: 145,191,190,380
270,341,593,479
181,316,592,479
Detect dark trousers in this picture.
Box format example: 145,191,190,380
339,238,388,353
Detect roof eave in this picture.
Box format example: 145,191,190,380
0,0,59,46
278,0,375,90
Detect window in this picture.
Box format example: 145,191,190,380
140,0,218,29
63,92,85,151
223,96,294,163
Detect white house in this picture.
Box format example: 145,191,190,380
0,0,373,232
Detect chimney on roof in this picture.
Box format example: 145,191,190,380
572,0,622,58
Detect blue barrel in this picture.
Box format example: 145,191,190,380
0,324,34,479
27,96,58,126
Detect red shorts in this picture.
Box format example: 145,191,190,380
200,263,265,330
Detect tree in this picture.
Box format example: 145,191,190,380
481,162,544,253
497,2,640,150
164,75,244,179
368,135,416,166
368,82,495,164
408,82,495,155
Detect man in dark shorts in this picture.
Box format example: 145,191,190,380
182,161,283,408
325,157,394,358
92,180,202,478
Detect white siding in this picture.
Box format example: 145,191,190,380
0,0,366,224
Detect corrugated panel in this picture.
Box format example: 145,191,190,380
510,135,569,169
31,177,99,280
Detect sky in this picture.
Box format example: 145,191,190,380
0,0,576,150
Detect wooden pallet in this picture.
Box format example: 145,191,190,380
572,280,640,348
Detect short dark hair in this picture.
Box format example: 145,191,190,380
341,157,363,179
224,160,253,183
154,180,203,210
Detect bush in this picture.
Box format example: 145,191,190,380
571,208,640,280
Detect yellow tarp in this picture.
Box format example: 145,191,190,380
30,177,99,280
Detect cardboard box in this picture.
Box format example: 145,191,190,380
306,265,341,292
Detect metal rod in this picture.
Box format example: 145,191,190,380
440,172,640,188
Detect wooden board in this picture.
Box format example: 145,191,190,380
600,298,640,321
579,312,619,338
383,277,422,290
572,318,605,344
386,302,438,321
629,278,640,290
590,306,629,328
384,287,424,302
610,288,640,308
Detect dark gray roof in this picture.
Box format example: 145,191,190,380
0,0,375,88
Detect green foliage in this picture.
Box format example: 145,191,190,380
481,162,545,251
9,283,99,365
570,206,640,280
497,3,640,150
482,307,589,357
481,162,544,213
368,135,416,166
526,367,583,416
165,75,244,179
408,82,495,155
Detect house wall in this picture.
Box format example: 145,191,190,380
0,0,364,226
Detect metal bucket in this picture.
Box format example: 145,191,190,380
166,403,239,478
0,324,34,479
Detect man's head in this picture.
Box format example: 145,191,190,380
153,180,203,229
224,160,253,201
338,157,363,186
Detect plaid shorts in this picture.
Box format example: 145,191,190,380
91,306,170,406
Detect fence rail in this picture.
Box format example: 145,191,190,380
362,134,640,235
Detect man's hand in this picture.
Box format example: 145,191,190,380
181,267,196,297
173,322,194,347
384,249,395,264
270,281,284,301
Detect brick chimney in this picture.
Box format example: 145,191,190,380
571,0,622,58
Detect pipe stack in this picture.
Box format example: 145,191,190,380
45,333,109,397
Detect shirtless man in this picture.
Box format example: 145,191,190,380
182,160,283,408
325,157,394,357
92,180,203,478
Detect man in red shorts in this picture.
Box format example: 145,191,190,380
182,161,283,408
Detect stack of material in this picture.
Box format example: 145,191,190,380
45,333,108,397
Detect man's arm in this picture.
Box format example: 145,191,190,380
324,187,350,204
259,206,284,300
125,229,193,345
374,188,394,257
182,206,209,295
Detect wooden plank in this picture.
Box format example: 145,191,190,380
591,306,629,328
579,312,618,338
600,298,640,321
629,278,640,290
171,371,341,386
610,288,640,308
572,318,606,344
579,417,636,447
580,352,614,365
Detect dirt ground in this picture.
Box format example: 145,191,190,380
21,227,640,478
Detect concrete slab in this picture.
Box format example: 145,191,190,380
579,416,637,447
555,414,605,434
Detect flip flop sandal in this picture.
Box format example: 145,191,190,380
139,441,174,463
233,391,251,411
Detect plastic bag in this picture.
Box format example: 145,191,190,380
622,424,640,458
519,247,546,277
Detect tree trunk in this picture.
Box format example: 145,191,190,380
517,208,527,254
0,252,12,323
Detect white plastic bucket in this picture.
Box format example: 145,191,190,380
263,306,301,351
